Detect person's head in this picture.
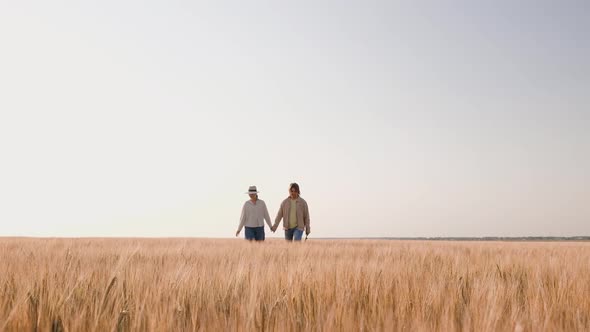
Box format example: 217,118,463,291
246,186,259,201
289,183,300,199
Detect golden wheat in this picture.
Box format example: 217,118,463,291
0,238,589,331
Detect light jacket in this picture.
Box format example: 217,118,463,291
273,197,310,232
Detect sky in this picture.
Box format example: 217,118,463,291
0,1,588,238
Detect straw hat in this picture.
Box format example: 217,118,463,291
245,186,259,194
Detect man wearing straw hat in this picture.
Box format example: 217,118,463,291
235,186,273,241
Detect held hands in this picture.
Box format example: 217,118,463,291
270,225,277,232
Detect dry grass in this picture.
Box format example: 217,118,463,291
0,238,589,331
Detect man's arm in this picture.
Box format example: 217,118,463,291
236,203,247,236
263,202,273,229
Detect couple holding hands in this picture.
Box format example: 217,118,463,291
235,183,311,241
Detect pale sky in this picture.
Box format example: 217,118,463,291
1,1,588,238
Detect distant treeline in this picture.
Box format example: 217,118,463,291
405,237,590,241
320,237,590,241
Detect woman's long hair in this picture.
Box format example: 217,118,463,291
290,183,300,194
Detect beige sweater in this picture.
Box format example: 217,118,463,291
273,197,310,232
237,199,273,233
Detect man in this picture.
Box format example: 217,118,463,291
272,183,310,241
236,186,273,241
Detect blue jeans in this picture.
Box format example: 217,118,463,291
245,226,265,241
284,228,304,241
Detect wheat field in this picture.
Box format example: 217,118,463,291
0,238,589,331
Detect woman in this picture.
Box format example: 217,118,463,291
235,186,273,241
271,182,311,241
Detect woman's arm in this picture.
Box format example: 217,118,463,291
273,201,284,231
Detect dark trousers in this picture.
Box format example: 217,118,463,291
244,226,265,241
